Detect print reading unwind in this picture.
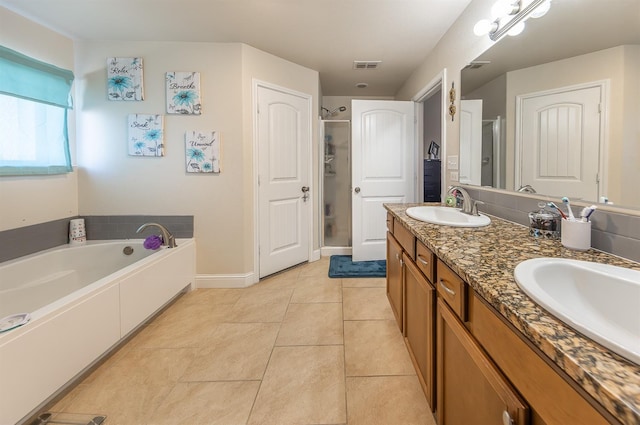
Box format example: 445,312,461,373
185,131,220,173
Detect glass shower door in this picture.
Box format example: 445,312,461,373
322,120,351,247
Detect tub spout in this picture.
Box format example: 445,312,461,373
136,223,177,248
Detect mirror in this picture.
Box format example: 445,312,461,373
460,0,640,209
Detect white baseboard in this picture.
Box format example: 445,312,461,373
320,246,352,257
311,249,322,262
196,273,257,289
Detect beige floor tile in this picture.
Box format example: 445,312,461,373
61,380,173,425
290,280,342,303
248,345,346,425
342,277,386,288
173,288,245,307
89,347,195,386
147,381,260,425
227,300,289,323
236,287,293,305
344,320,415,377
254,272,301,290
133,304,234,348
346,376,435,425
276,303,343,346
296,275,342,287
181,323,279,381
343,287,395,320
297,258,332,277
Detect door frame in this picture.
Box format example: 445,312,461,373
514,80,609,196
413,69,448,201
252,79,313,282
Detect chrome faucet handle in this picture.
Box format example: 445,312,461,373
471,200,485,216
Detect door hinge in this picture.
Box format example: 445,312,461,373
257,174,260,186
596,173,600,184
598,103,602,113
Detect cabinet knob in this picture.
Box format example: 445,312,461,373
502,411,513,425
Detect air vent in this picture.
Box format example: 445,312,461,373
353,60,382,70
463,60,491,70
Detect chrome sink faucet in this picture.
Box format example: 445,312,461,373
447,186,483,216
136,222,177,248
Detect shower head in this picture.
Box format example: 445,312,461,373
322,106,347,118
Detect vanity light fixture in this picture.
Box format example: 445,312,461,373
474,0,551,41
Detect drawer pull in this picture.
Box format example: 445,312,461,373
396,253,401,261
438,279,456,296
417,255,429,266
502,411,513,425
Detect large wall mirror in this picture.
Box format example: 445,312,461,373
460,0,640,210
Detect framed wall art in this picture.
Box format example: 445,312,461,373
107,57,144,101
128,114,164,156
166,72,201,115
185,130,220,173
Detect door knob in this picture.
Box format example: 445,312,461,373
301,186,310,193
354,187,361,193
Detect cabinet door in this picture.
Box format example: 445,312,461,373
437,299,529,425
386,232,404,331
403,253,436,411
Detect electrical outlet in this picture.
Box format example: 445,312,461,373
450,171,459,181
447,155,459,170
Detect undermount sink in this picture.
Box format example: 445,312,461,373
514,258,640,364
405,206,491,227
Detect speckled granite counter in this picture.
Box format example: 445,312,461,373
385,203,640,425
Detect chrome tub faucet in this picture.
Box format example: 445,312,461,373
136,222,177,248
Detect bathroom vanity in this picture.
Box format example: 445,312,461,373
385,204,640,425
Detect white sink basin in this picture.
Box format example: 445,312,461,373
514,258,640,364
405,206,491,227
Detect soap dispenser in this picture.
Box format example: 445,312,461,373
528,202,560,239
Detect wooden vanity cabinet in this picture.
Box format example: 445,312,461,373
437,297,529,425
386,231,404,331
403,251,436,409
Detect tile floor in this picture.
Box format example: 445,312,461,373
50,257,436,425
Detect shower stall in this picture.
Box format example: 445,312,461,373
321,119,351,250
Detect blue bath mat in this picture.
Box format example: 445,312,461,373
328,255,386,278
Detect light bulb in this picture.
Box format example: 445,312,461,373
507,21,526,36
474,19,497,36
491,0,519,19
530,0,551,18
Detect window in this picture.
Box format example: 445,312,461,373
0,45,74,176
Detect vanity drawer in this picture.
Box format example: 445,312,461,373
393,218,415,259
436,259,467,321
416,241,435,284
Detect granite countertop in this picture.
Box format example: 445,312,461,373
385,203,640,425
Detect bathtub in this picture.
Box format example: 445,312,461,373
0,239,195,425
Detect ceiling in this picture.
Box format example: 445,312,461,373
0,0,473,96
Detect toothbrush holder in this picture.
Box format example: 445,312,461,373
561,219,591,251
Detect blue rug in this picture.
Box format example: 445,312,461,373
328,255,386,278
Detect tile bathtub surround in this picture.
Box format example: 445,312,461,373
44,258,436,425
0,215,194,263
464,187,640,262
386,203,640,425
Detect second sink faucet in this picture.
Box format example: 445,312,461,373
447,186,483,216
136,222,177,248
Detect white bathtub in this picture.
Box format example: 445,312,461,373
0,239,195,425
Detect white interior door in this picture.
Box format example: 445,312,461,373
460,99,483,185
352,99,415,261
517,84,602,200
257,85,311,278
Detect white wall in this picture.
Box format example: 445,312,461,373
396,0,495,187
0,7,78,231
74,41,319,278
